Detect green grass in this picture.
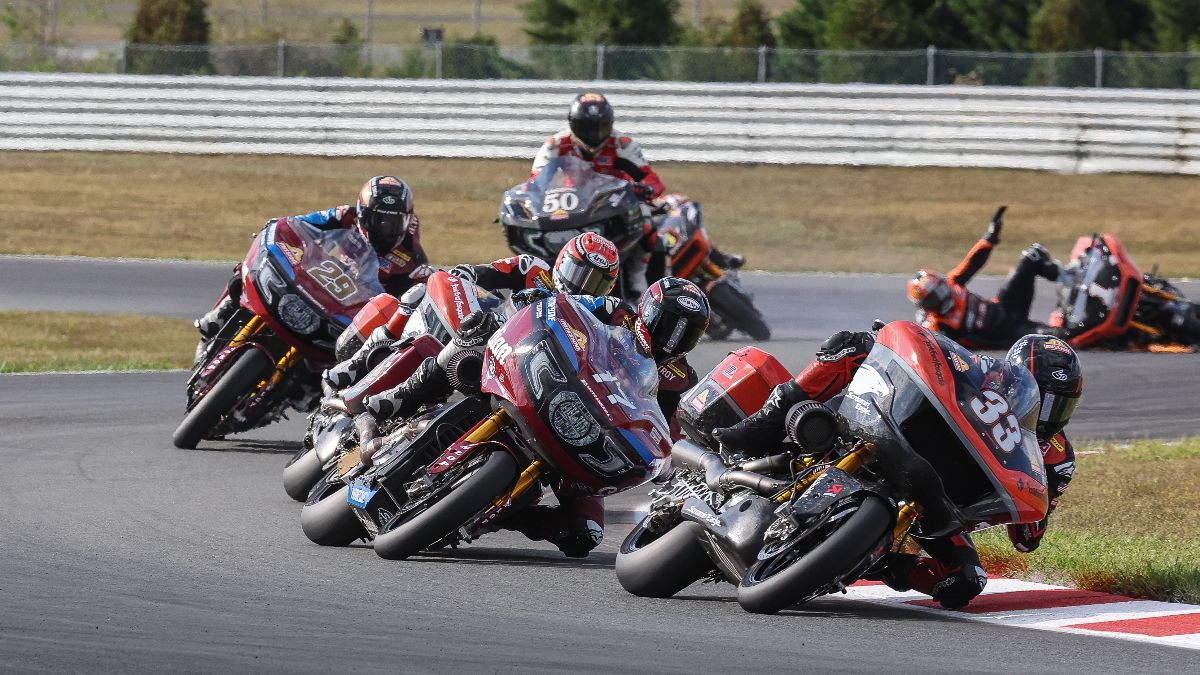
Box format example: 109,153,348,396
975,437,1200,603
3,152,1200,277
0,310,195,373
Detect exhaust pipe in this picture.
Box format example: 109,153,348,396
670,440,791,495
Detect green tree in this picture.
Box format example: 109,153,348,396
943,0,1039,51
523,0,680,45
821,0,918,49
1148,0,1200,51
127,0,210,44
725,0,776,47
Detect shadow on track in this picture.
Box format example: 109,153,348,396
408,547,617,570
186,438,300,455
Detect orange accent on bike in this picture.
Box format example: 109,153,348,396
464,408,510,443
491,459,543,510
892,502,922,551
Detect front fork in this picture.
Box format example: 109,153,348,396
447,408,547,532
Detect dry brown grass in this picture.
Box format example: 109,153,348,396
0,310,194,372
2,151,1198,276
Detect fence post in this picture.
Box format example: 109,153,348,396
118,40,127,74
926,45,936,85
596,44,605,80
757,45,767,83
1094,47,1104,88
276,39,286,77
434,41,443,79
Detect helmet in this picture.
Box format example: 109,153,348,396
356,176,414,254
908,269,953,314
1005,334,1083,439
635,277,710,360
568,92,614,159
553,232,620,296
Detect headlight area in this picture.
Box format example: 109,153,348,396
254,255,323,337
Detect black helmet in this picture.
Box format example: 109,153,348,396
634,277,710,360
356,176,414,254
568,92,614,158
1005,335,1083,439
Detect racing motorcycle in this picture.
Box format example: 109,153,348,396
1050,233,1200,351
656,196,770,341
619,321,1050,615
499,156,646,299
173,218,386,449
283,270,506,502
302,293,671,559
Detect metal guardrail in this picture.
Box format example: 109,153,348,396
2,73,1198,174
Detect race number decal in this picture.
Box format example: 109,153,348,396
543,191,579,212
968,390,1021,453
307,260,356,301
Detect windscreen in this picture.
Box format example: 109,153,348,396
273,219,385,311
1061,246,1119,329
526,156,628,218
572,300,668,438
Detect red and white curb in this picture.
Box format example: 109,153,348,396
841,578,1200,650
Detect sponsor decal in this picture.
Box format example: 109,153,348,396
683,504,721,529
677,295,702,312
720,362,738,379
550,209,569,220
1051,369,1069,381
278,242,304,267
487,331,513,363
949,352,971,372
375,507,394,525
387,250,412,266
278,294,320,335
818,347,854,363
586,251,611,268
564,323,588,353
381,195,397,205
1044,338,1073,354
822,483,844,497
689,387,711,412
548,390,601,447
921,337,946,385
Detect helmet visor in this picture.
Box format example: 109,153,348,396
555,254,615,296
651,312,703,358
569,117,613,150
1038,391,1079,437
366,210,406,250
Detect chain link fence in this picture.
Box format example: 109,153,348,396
3,42,1200,88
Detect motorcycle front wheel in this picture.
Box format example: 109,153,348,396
615,519,714,598
737,495,892,615
172,348,273,449
373,450,518,561
708,281,771,342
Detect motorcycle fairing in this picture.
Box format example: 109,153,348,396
676,347,792,452
1057,233,1144,348
480,294,671,494
400,271,504,345
842,322,1048,526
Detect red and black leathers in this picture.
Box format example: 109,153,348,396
917,239,1058,350
715,329,1075,608
532,130,666,199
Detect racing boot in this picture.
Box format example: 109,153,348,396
710,246,745,270
323,325,397,391
362,356,452,423
195,295,236,340
1021,243,1061,282
713,379,807,456
499,495,605,558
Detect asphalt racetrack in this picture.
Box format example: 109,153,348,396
2,255,1198,671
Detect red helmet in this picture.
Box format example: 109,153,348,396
908,269,953,313
635,277,710,360
356,176,413,254
553,232,619,296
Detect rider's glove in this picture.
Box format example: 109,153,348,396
512,287,553,308
1007,517,1048,553
631,182,654,201
449,264,477,282
409,264,434,282
984,205,1006,245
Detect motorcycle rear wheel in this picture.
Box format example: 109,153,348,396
615,519,714,598
737,495,891,615
300,478,368,547
709,282,771,342
283,447,324,502
172,348,273,449
373,450,518,561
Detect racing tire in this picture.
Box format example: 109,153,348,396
373,450,518,561
283,448,324,502
737,495,892,615
709,282,770,342
300,481,367,547
172,348,272,449
615,519,715,598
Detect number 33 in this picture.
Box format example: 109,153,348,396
969,390,1021,453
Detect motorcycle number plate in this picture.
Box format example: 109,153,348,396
346,478,377,509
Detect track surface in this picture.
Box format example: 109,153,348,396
2,255,1198,671
2,372,1197,673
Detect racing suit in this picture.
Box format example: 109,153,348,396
359,292,697,558
715,330,1075,609
919,238,1061,350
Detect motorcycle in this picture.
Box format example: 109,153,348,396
656,195,770,341
173,218,386,449
619,321,1050,615
499,155,647,299
302,293,671,559
283,270,506,502
1050,233,1200,351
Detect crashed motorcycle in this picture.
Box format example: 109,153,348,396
174,218,385,449
1050,233,1200,351
620,321,1050,615
283,270,506,502
656,196,769,341
303,293,671,559
499,155,647,299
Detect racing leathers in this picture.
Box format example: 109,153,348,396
358,292,697,558
714,329,1075,609
918,238,1061,350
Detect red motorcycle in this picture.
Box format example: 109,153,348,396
174,218,386,449
284,270,505,503
302,293,671,557
1050,233,1200,351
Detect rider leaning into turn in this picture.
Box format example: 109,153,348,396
195,175,431,340
908,206,1063,350
713,329,1083,609
531,92,745,284
355,262,712,559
